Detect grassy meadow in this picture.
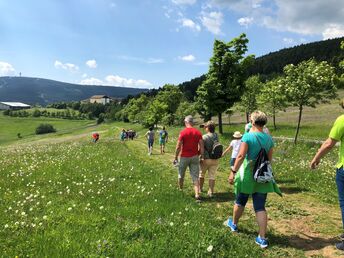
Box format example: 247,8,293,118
1,98,344,257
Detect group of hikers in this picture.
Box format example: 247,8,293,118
89,104,344,251
172,106,344,250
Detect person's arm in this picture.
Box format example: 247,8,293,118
310,138,337,169
199,138,205,161
268,148,273,163
174,139,182,161
222,145,232,157
228,142,248,185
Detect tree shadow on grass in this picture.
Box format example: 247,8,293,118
276,179,296,184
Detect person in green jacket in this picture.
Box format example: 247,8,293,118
310,100,344,251
226,111,281,249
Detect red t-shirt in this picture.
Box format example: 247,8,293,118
178,127,202,157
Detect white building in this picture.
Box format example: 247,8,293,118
0,102,31,110
89,95,111,105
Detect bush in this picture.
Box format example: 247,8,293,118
35,124,56,134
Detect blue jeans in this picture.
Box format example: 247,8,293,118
235,192,267,212
336,167,344,229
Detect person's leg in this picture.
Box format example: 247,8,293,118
252,193,268,239
208,159,219,196
178,158,187,189
199,159,208,192
336,167,344,230
233,193,249,225
189,156,200,198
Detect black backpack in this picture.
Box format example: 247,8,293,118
252,134,274,183
207,133,223,159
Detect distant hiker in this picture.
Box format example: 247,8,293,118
222,131,243,170
310,99,344,251
120,129,126,143
226,111,281,249
128,129,135,140
92,132,99,143
144,127,155,155
159,126,169,154
245,114,252,133
174,115,204,202
199,121,222,197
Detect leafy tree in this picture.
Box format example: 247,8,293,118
175,101,197,126
196,33,254,133
257,78,287,130
32,109,41,117
283,59,337,143
238,75,262,122
35,124,56,134
143,99,168,127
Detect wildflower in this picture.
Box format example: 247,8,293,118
43,215,48,220
67,207,72,211
99,206,104,210
169,222,174,226
4,224,9,228
207,245,213,252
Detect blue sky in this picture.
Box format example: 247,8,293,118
0,0,343,88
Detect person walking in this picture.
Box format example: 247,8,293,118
199,121,220,197
120,129,126,143
159,126,169,154
144,127,155,155
222,131,242,170
226,111,281,249
310,100,344,251
174,115,204,202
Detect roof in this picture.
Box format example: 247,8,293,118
90,95,109,99
0,102,31,107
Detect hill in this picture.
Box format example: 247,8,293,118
0,76,148,105
178,36,344,99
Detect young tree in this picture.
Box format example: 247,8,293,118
175,101,197,126
196,34,254,133
238,75,262,122
283,59,337,144
257,78,287,130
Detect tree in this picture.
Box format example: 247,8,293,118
283,59,337,144
143,99,168,127
196,33,254,133
175,101,197,126
257,77,287,130
238,75,262,122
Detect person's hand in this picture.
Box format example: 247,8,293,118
173,159,178,166
310,157,320,169
228,172,235,185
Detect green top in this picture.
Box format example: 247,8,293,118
329,115,344,168
234,131,281,196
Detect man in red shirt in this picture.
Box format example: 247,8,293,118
174,115,204,201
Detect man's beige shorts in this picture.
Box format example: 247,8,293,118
200,159,219,180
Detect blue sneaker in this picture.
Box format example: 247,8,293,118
255,236,268,248
226,219,238,232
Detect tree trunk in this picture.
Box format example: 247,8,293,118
218,113,223,134
273,108,277,130
294,105,303,144
246,112,249,123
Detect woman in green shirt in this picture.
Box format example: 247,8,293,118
226,111,281,249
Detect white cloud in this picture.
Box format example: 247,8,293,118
238,17,254,27
118,55,164,64
54,60,79,72
105,75,153,88
195,61,208,66
322,24,344,39
180,18,201,31
172,0,196,5
200,11,223,35
179,54,196,62
283,37,295,45
262,0,344,38
0,61,16,76
82,73,88,78
80,77,103,85
86,59,97,69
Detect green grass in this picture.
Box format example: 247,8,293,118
0,102,343,257
0,113,95,145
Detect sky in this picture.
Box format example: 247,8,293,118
0,0,343,89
